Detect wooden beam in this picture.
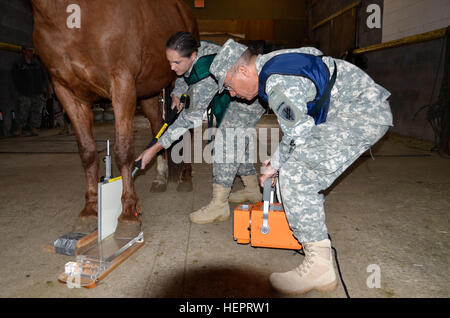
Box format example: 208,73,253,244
0,41,23,53
353,27,448,55
58,240,144,289
312,1,361,30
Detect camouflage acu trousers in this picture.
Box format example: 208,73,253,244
279,119,389,243
213,99,265,187
16,95,44,130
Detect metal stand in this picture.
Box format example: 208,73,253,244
58,140,144,288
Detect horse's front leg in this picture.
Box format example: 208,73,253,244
110,71,141,239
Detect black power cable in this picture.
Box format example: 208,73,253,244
328,234,351,298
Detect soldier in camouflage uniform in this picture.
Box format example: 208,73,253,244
11,47,47,136
136,32,264,224
210,39,393,295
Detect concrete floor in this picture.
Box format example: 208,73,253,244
0,114,448,298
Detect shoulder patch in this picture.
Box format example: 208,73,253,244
268,85,304,127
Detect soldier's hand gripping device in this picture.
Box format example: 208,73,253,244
132,93,190,178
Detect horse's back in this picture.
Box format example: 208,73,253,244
32,0,199,100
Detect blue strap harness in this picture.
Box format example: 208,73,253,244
258,53,337,125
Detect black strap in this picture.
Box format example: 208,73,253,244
309,61,337,119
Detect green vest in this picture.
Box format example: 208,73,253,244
184,54,231,128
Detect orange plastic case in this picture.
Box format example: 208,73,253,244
233,202,302,250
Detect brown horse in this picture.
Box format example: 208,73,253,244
31,0,198,237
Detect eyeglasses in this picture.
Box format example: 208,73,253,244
223,69,236,91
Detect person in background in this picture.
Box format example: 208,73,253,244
11,46,48,136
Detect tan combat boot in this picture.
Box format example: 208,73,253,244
189,184,231,224
229,174,262,203
12,128,22,137
269,238,337,295
31,128,40,136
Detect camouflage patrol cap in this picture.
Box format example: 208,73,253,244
210,39,248,93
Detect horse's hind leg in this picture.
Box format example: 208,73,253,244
53,80,98,234
140,94,168,192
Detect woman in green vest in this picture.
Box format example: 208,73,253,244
136,32,265,224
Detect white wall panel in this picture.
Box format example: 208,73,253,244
382,0,450,42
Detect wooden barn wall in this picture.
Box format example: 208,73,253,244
309,0,446,142
182,0,308,47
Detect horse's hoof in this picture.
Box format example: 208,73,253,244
150,181,167,193
176,179,193,192
114,221,142,240
72,216,98,234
